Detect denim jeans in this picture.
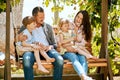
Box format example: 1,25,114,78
62,52,88,75
23,49,64,80
23,51,35,80
47,49,64,80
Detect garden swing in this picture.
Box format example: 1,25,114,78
10,0,113,80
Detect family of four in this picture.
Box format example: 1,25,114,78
17,6,96,80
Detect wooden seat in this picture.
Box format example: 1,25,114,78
15,58,108,80
18,58,107,69
33,59,107,69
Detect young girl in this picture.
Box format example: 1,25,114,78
58,18,96,60
17,16,55,73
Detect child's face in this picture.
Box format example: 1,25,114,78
28,22,37,31
61,23,69,32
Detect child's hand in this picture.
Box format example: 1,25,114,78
73,36,77,41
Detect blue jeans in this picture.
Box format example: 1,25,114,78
62,52,88,75
23,49,64,80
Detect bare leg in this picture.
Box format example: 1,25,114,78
34,50,49,73
76,47,97,60
40,50,55,62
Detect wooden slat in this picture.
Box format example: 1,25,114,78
0,58,108,73
88,63,107,67
0,58,108,80
87,58,107,63
32,58,107,69
11,73,104,80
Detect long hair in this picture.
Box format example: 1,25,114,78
74,10,92,42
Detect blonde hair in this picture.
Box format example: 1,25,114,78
22,16,35,27
58,18,69,29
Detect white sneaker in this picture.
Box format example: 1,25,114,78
84,76,93,80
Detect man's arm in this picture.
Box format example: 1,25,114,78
45,23,57,49
18,25,26,34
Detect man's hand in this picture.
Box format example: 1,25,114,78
45,45,53,52
38,43,48,51
31,44,40,50
18,32,28,41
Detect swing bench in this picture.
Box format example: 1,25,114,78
12,27,112,80
11,0,113,79
13,52,109,80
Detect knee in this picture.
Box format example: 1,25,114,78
23,54,34,68
64,53,78,61
23,56,32,67
55,56,64,66
80,56,87,62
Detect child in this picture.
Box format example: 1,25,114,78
17,16,55,73
58,18,96,60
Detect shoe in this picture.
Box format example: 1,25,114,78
84,76,93,80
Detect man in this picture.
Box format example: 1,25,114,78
21,6,63,80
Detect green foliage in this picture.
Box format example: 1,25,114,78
108,2,120,75
0,0,20,13
10,0,20,6
0,0,6,13
51,5,63,12
79,0,120,75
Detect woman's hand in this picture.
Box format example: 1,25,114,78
65,47,77,53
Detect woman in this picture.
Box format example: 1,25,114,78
62,10,93,80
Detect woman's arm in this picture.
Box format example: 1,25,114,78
59,33,75,45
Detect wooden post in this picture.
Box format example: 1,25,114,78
100,0,113,80
4,0,11,80
100,0,108,58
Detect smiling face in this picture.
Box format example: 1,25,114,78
61,23,69,32
74,13,83,27
59,19,70,32
27,21,36,31
34,12,45,27
22,16,37,32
